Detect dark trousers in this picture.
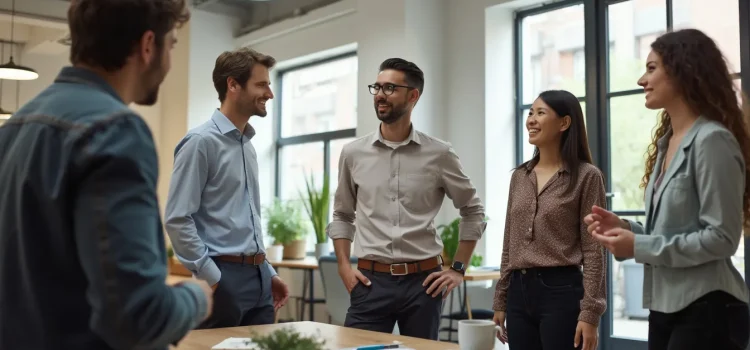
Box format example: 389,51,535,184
197,259,274,329
648,290,750,350
344,267,443,340
506,266,585,350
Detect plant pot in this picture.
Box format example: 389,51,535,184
314,243,330,259
266,244,284,262
283,239,307,260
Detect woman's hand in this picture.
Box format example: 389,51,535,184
574,321,598,350
584,205,626,235
493,311,508,344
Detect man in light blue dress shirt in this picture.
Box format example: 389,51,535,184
166,48,289,328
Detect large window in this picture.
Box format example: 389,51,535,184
515,1,748,349
274,53,358,251
516,3,587,162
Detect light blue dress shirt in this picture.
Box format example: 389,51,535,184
165,109,276,286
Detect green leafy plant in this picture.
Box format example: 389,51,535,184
263,198,306,245
250,327,326,350
300,172,330,244
470,254,483,267
439,217,489,265
438,218,461,261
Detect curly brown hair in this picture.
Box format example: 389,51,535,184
640,29,750,232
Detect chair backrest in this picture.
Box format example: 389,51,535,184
318,255,357,325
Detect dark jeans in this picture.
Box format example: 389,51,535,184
648,291,750,350
506,266,585,350
197,259,274,329
344,267,443,340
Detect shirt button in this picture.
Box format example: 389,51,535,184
391,173,396,178
391,197,396,201
528,228,532,232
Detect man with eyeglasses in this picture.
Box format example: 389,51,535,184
327,58,486,340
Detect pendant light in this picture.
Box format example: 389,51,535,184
0,0,38,81
0,44,14,120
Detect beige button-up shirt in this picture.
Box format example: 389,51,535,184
326,126,486,263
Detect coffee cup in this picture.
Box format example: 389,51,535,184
457,319,501,350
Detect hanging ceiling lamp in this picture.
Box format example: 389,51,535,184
0,0,38,81
0,44,14,120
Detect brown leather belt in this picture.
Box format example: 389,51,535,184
357,256,442,275
215,253,266,265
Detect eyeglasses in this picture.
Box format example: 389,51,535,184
368,83,414,96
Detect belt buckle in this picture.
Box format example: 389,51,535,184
389,263,409,276
252,254,263,265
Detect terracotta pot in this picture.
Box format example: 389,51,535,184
283,239,307,260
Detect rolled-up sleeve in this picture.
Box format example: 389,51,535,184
327,147,357,241
164,134,221,286
74,115,206,349
439,146,486,241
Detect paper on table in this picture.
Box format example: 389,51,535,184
211,337,257,349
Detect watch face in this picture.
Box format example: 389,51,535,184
452,261,465,270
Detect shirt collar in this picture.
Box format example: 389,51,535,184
370,123,421,146
54,66,124,103
211,109,255,139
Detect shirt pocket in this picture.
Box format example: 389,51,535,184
657,174,699,230
401,173,439,213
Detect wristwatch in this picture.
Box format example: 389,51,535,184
450,260,466,275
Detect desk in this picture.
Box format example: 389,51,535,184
172,321,459,350
270,257,322,322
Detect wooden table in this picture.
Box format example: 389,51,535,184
172,321,459,350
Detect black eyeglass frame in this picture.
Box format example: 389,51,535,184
367,83,415,95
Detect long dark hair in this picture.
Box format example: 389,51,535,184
517,90,594,194
641,29,750,233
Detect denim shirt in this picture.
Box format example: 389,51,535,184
0,67,207,350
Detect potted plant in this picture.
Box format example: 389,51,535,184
250,327,325,350
300,172,330,259
439,218,460,266
439,217,489,266
264,198,307,260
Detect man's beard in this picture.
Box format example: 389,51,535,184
135,51,164,106
240,96,267,117
375,102,406,124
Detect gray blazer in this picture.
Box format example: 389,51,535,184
624,116,749,313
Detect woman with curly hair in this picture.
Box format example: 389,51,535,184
585,28,750,350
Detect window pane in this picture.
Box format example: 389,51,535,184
609,94,660,211
278,142,325,203
280,56,358,138
520,4,586,104
608,0,667,93
611,215,649,341
673,0,740,73
519,101,586,164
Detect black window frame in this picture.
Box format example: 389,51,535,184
273,51,358,199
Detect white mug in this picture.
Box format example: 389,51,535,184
457,319,501,350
